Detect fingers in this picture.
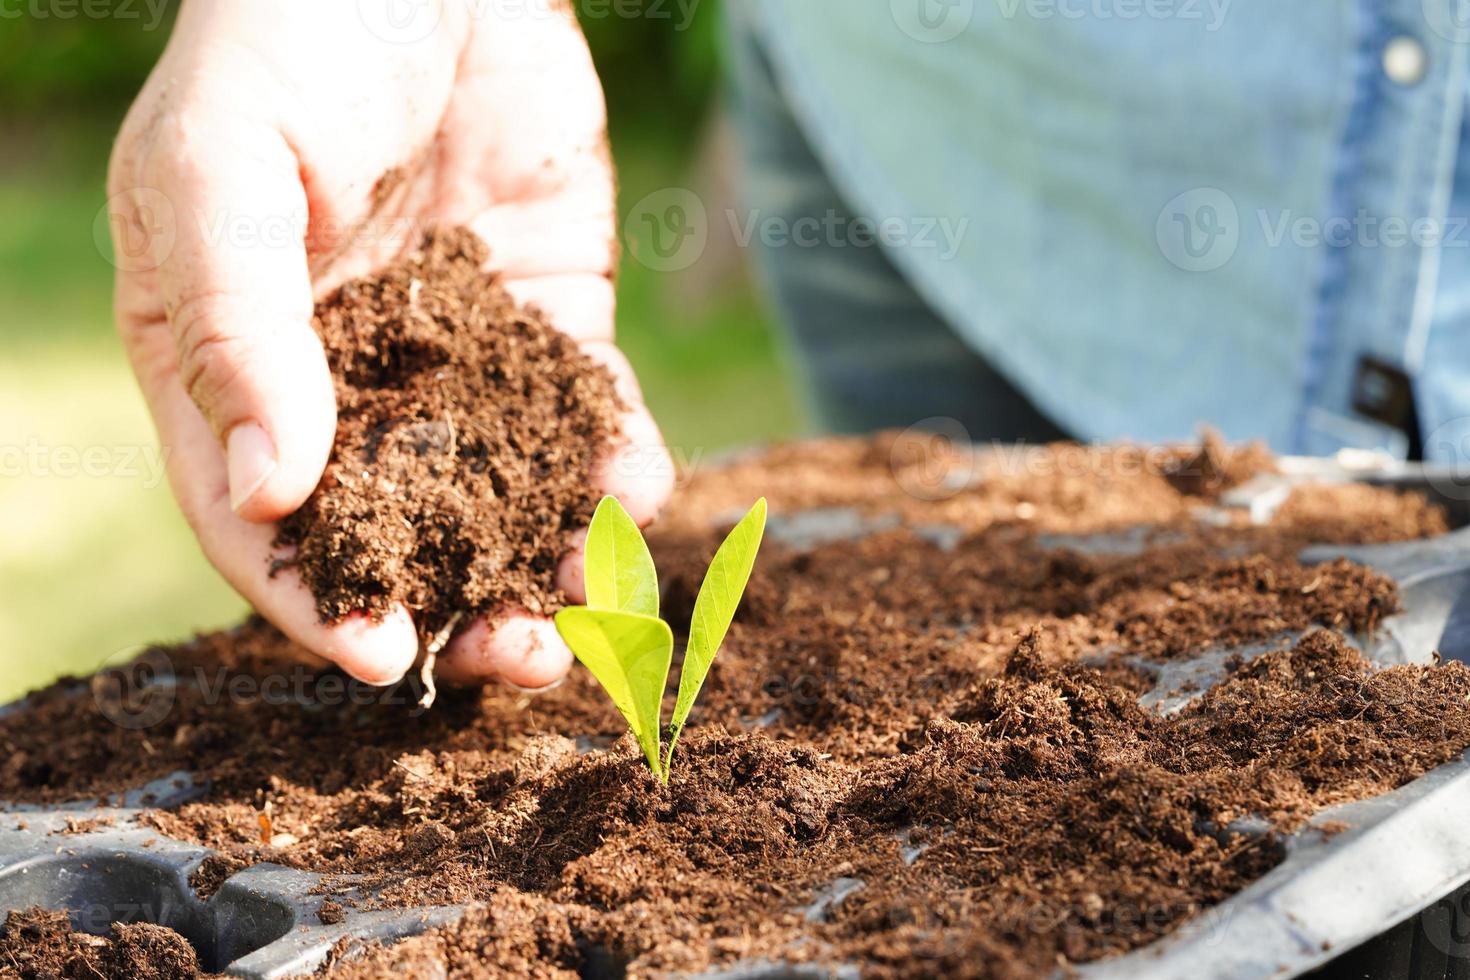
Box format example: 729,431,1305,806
577,341,676,526
500,273,615,343
263,579,419,687
437,611,575,690
597,399,677,527
436,2,613,229
556,530,589,605
113,106,336,523
451,397,671,689
442,1,618,337
119,317,419,685
498,276,674,523
447,9,672,648
107,83,410,679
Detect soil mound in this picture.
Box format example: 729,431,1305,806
274,228,621,636
0,908,200,980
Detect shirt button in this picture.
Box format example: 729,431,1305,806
1383,35,1428,86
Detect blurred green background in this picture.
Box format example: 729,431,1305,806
0,0,801,700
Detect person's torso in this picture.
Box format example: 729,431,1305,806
748,0,1470,458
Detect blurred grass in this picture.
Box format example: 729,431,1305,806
0,116,799,701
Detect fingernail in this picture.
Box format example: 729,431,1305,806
343,662,409,688
227,422,277,513
331,609,418,687
504,675,567,694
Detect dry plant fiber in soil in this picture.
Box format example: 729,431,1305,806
274,226,622,643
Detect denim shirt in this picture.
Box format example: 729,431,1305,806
746,0,1470,460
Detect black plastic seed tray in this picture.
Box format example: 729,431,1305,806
4,453,1470,978
0,772,461,978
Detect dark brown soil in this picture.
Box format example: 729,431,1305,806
0,908,202,980
274,227,621,634
188,854,251,901
2,437,1467,979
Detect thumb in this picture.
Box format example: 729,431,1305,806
143,116,336,523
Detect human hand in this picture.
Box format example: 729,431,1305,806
106,0,672,688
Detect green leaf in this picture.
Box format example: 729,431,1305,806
555,607,673,780
666,498,768,769
583,496,659,618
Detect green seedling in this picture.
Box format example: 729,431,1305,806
554,495,767,783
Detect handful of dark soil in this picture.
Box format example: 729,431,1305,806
275,228,622,637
